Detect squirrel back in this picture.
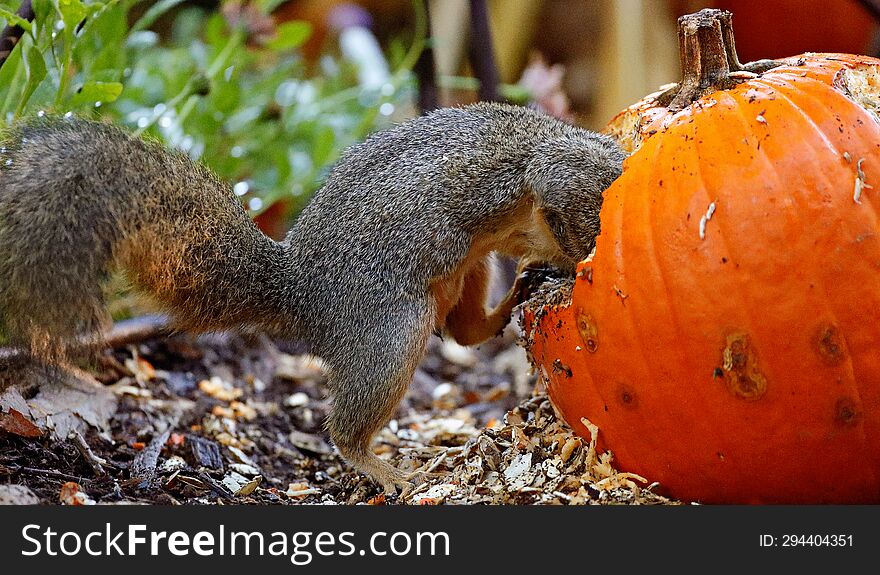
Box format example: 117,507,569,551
0,103,625,491
287,104,622,344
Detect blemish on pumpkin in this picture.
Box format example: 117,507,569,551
834,397,861,427
617,383,638,409
552,358,573,378
815,324,846,365
721,332,768,401
575,309,598,353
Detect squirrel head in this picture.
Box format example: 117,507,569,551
526,132,627,265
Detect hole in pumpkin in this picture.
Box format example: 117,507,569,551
835,64,880,124
617,383,639,409
814,323,847,366
721,332,768,401
834,397,861,427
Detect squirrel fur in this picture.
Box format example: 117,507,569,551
0,102,625,492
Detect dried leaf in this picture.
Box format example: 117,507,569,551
288,429,333,455
0,409,43,438
24,368,117,440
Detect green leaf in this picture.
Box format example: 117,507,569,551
73,0,128,76
0,7,33,31
0,42,23,118
20,41,47,111
31,0,54,20
267,21,311,52
70,81,123,105
55,0,86,34
30,0,54,37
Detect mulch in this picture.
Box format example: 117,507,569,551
0,317,677,506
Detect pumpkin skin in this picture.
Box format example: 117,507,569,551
527,48,880,503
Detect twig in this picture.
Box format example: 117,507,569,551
466,0,501,102
0,0,34,71
0,314,174,369
69,429,108,477
1,463,87,483
129,430,170,480
196,470,236,501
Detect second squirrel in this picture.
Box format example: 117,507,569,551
0,102,625,492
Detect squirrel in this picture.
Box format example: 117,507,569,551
0,102,625,492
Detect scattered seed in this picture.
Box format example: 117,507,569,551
756,114,767,124
699,201,716,240
854,157,872,204
728,70,758,80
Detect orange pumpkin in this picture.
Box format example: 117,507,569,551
525,9,880,503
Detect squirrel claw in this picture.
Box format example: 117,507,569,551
382,478,414,496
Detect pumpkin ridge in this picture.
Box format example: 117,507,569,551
684,101,774,400
790,74,880,220
749,77,847,154
642,141,687,365
753,70,880,229
738,83,838,236
752,84,870,407
721,90,789,194
600,133,659,459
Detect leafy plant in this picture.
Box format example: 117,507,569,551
0,0,418,223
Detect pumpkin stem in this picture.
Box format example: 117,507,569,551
665,9,780,112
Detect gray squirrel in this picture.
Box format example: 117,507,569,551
0,102,625,492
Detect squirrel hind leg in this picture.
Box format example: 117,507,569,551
323,303,432,494
326,358,423,494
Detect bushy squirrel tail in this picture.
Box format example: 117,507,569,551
0,118,291,360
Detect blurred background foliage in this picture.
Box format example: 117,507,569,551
0,0,419,236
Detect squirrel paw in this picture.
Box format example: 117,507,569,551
381,477,414,496
404,470,432,485
514,265,557,303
